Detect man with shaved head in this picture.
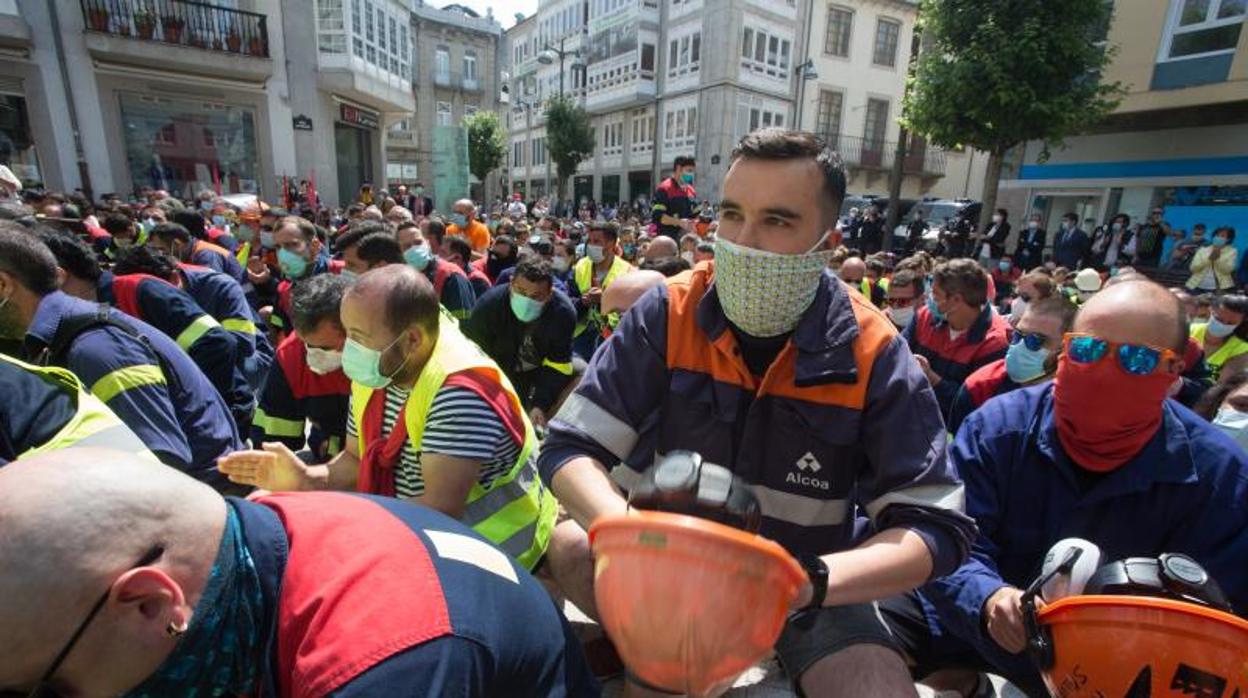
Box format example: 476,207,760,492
836,256,885,306
642,235,678,264
601,269,666,316
447,198,490,254
219,265,557,571
0,449,596,696
879,279,1248,696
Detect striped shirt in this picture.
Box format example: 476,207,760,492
347,381,521,499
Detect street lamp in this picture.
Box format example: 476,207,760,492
794,59,819,131
536,37,584,210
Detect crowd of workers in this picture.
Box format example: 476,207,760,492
0,128,1245,698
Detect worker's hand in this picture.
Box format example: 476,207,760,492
246,257,271,284
789,578,814,613
914,354,941,385
584,287,603,307
1211,246,1222,260
983,586,1032,654
528,407,548,430
217,442,307,492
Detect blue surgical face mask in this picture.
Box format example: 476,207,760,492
1206,317,1237,338
1213,237,1228,248
451,212,468,228
277,248,309,279
681,172,695,185
510,290,546,322
926,293,946,323
260,231,276,249
998,261,1012,272
236,224,256,243
404,243,433,271
1005,340,1051,384
341,332,410,389
212,214,226,227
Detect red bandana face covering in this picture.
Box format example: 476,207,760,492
1052,353,1175,472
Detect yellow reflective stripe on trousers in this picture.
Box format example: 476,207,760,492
222,317,257,335
90,364,166,403
175,314,221,351
541,357,574,376
253,407,305,438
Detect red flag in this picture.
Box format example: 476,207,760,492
308,172,318,211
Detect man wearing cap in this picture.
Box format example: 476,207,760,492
538,130,974,697
878,279,1248,696
1074,267,1103,303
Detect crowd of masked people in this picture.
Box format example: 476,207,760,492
0,132,1246,698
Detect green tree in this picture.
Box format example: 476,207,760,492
464,110,508,189
544,94,595,205
904,0,1124,234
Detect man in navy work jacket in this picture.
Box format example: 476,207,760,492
879,279,1248,696
0,225,244,492
538,129,975,698
0,449,599,697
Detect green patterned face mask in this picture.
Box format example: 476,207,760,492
712,233,832,338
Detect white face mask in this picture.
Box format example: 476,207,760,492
305,346,344,375
1010,297,1028,320
552,256,570,273
681,251,695,265
889,305,915,328
586,244,605,263
1213,405,1248,451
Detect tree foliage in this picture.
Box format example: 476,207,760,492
464,110,508,184
543,94,595,201
904,0,1125,231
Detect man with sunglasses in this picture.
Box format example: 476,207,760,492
947,296,1077,435
878,279,1248,696
885,269,924,330
0,449,598,697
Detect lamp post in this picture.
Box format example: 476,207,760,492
537,36,585,211
793,59,819,131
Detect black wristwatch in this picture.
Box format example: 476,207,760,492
798,554,829,612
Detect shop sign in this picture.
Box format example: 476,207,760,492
340,105,379,130
292,114,313,131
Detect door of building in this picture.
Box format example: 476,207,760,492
335,123,373,206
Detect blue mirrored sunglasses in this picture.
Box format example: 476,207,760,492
1009,332,1047,352
1064,333,1177,376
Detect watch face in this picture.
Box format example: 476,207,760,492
1162,554,1207,586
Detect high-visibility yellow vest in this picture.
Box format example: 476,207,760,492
349,316,557,569
1,354,158,462
573,255,632,337
1192,322,1248,382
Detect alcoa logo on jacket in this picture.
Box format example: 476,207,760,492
787,452,831,490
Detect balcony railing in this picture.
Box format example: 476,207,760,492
80,0,269,57
824,133,947,177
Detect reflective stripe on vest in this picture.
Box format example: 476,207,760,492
175,314,222,351
349,316,556,569
2,354,158,462
573,255,632,337
236,240,251,266
1192,322,1248,382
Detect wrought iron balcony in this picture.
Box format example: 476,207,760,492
80,0,269,58
824,133,946,177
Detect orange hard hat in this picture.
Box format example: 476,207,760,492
589,511,805,697
1036,595,1248,697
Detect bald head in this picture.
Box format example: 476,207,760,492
602,270,666,315
1075,280,1187,353
644,236,678,262
346,263,440,338
839,257,866,284
453,199,476,221
0,450,223,692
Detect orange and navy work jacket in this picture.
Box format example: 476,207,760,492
538,263,975,571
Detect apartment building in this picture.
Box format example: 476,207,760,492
506,0,809,208
997,0,1248,241
386,2,502,211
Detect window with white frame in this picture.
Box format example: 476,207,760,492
435,48,450,82
315,0,347,53
735,95,788,140
873,17,901,67
667,31,702,78
330,0,408,79
464,53,478,85
663,104,697,150
741,27,792,79
824,5,852,57
436,101,452,126
1160,0,1245,60
602,121,624,156
631,111,655,154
